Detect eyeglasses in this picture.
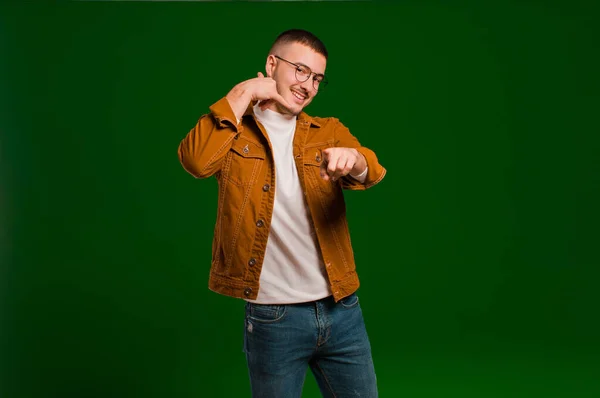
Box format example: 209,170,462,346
274,55,328,91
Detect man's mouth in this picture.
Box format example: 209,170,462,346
291,89,307,102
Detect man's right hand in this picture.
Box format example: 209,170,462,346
250,72,292,111
225,72,292,122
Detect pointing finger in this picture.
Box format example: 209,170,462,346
327,152,340,177
320,150,330,180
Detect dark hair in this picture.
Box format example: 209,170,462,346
269,29,328,59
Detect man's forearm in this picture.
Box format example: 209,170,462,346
226,83,253,123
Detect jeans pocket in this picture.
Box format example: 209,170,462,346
339,293,359,309
246,302,287,323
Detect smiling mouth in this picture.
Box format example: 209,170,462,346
291,89,307,102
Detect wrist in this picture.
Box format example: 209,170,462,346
226,83,252,103
351,149,367,175
226,84,253,121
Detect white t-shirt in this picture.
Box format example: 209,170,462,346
245,104,366,304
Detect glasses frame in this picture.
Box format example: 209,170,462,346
274,55,329,91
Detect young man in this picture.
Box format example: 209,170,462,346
178,29,386,398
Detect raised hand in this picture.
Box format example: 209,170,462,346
226,72,293,121
251,72,292,111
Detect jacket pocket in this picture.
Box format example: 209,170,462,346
225,136,266,186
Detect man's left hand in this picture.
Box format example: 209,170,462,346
320,147,367,182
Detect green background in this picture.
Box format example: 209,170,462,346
1,1,599,397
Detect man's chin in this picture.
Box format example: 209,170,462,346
276,102,303,116
290,99,311,114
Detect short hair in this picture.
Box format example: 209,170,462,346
269,29,328,59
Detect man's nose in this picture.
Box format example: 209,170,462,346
299,78,314,94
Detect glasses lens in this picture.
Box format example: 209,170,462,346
315,76,328,91
295,66,311,82
290,60,328,91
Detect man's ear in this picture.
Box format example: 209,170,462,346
265,55,276,78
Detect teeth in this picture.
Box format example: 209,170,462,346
292,91,305,100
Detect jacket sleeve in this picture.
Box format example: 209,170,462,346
333,119,387,190
178,97,241,179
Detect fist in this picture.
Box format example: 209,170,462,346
320,147,367,182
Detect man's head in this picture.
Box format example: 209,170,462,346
264,29,328,117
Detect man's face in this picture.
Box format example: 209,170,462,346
266,42,327,117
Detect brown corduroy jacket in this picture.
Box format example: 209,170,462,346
178,97,386,302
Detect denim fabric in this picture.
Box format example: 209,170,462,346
243,293,378,397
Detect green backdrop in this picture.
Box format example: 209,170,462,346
1,1,599,397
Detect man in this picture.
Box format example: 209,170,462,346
178,29,386,398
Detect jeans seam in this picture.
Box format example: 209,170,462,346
315,361,337,398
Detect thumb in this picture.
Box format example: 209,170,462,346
257,72,264,78
274,94,292,110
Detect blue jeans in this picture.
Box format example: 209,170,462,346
243,293,378,397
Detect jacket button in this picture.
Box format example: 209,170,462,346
248,258,256,266
262,184,270,192
256,219,264,228
316,155,321,162
244,287,253,296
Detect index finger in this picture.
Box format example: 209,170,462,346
320,149,332,180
